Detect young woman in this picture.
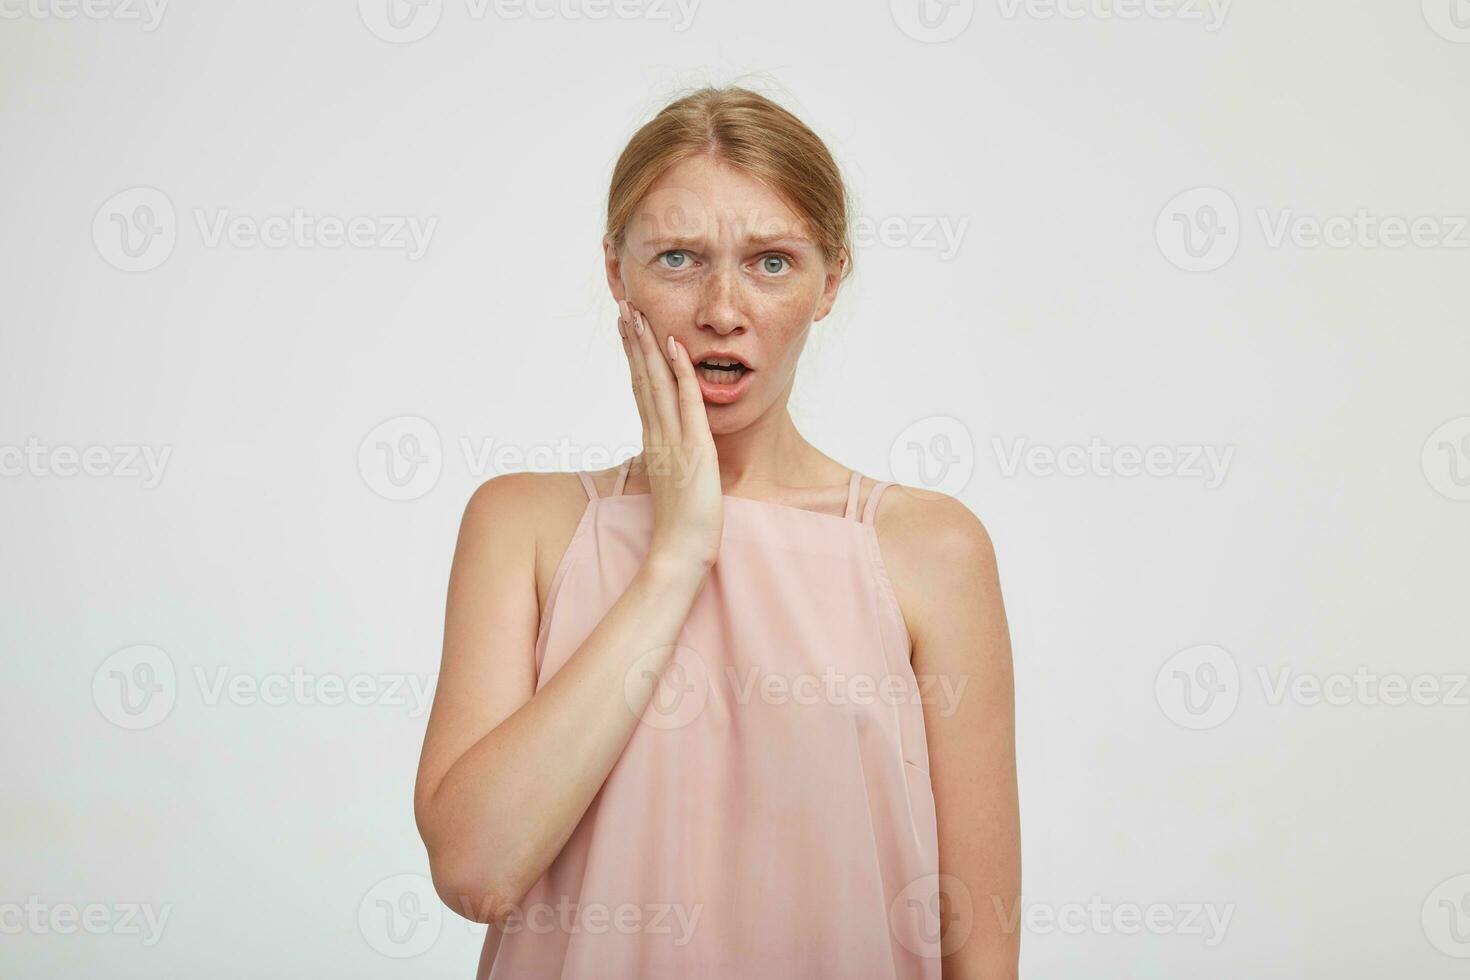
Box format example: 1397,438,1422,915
414,86,1020,979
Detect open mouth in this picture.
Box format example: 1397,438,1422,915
695,357,751,385
692,354,754,404
693,354,752,382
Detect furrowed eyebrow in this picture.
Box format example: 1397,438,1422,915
746,232,813,249
643,232,814,251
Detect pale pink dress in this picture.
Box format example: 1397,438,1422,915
477,457,941,979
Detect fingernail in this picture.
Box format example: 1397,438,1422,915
666,335,676,360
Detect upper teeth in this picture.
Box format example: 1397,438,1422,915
705,359,740,368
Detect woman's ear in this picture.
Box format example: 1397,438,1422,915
603,235,627,302
812,252,846,323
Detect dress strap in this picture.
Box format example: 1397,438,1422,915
860,481,893,525
843,470,862,521
577,458,632,501
576,470,599,501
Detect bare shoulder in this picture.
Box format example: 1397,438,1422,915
459,470,558,537
457,470,592,607
866,480,1004,654
462,468,590,527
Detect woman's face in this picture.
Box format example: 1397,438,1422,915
604,154,844,433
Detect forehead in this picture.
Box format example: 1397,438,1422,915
629,155,810,244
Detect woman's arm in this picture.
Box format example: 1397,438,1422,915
413,474,709,925
884,492,1021,979
414,302,722,927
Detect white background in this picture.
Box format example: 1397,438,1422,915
2,0,1468,976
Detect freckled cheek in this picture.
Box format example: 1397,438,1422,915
748,292,815,342
620,273,690,332
625,271,819,340
631,297,695,339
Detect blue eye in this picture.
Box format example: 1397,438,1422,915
659,250,690,270
761,254,790,275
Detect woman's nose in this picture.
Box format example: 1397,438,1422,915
696,267,746,334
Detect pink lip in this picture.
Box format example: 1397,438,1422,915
696,365,754,405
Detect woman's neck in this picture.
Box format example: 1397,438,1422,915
624,401,853,498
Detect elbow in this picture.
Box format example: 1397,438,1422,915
416,791,537,925
425,849,533,926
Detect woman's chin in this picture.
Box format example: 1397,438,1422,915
705,408,751,435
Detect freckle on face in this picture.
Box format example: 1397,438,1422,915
618,155,833,394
